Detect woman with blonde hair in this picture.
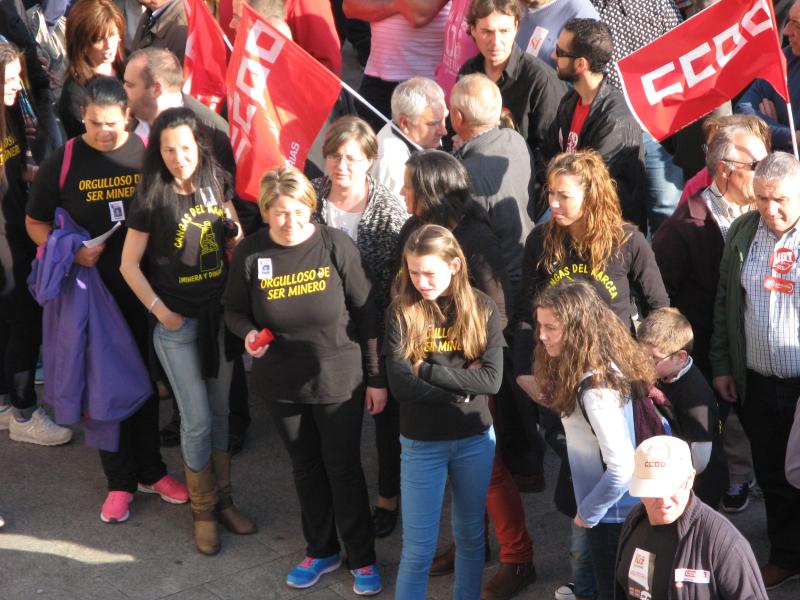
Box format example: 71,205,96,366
386,223,504,599
534,280,655,600
223,165,385,595
60,0,126,138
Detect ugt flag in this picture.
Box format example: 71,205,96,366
183,0,229,113
617,0,788,141
227,4,341,201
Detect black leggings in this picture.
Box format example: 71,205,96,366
270,392,375,569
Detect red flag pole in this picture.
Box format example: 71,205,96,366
787,100,799,159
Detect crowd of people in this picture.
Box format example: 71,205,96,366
0,0,799,599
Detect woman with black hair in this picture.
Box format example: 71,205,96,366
27,76,187,524
0,41,71,445
400,149,510,325
120,107,252,555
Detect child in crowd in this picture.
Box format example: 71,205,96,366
637,308,728,508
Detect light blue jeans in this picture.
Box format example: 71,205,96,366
643,131,684,235
153,318,232,472
570,521,597,598
395,427,496,600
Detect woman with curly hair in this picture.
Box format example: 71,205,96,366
514,150,668,392
534,280,655,600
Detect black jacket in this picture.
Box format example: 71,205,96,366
458,46,565,178
615,493,767,600
544,79,646,231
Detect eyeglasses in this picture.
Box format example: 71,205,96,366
724,158,760,172
651,350,679,367
554,45,579,59
326,153,367,166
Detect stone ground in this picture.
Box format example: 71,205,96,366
1,392,799,600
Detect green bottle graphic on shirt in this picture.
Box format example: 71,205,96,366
198,220,220,273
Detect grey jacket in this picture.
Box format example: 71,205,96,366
615,493,767,600
455,127,535,287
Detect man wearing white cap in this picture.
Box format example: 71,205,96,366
614,436,767,600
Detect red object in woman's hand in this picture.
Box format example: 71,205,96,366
252,328,274,350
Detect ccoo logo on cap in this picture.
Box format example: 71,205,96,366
629,436,694,498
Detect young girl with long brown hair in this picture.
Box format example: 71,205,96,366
385,224,504,599
534,280,656,600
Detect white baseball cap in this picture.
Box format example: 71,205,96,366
629,436,694,498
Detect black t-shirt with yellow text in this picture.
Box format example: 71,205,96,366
127,188,229,317
27,135,144,298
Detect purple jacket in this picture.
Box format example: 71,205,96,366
28,208,151,451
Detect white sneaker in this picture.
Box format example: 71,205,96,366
9,408,72,446
555,583,575,600
0,405,13,431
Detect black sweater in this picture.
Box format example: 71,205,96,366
658,364,728,508
513,223,668,375
384,291,505,441
223,226,384,403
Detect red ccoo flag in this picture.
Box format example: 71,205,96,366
226,4,341,201
617,0,788,141
183,0,229,113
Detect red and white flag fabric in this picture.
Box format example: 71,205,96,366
435,0,477,102
617,0,788,141
183,0,229,113
226,4,341,201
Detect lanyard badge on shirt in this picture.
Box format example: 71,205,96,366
764,247,797,295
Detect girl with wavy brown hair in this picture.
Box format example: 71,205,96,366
59,0,126,138
533,280,655,600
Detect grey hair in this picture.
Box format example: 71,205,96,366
754,151,800,187
450,74,502,128
391,77,445,122
706,125,759,176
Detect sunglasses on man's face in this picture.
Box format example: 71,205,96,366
554,45,579,59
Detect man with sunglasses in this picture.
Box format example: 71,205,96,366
615,436,767,600
543,18,646,231
653,125,767,518
736,0,800,153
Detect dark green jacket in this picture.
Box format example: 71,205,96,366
709,211,760,403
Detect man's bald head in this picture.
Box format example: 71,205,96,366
450,74,502,132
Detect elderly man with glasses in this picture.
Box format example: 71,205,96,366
736,0,800,153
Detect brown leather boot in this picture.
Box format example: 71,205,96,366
481,562,537,600
429,536,492,577
184,463,220,555
211,448,256,534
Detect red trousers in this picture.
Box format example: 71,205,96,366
487,397,534,563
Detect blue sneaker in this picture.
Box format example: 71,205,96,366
286,554,341,589
351,564,382,596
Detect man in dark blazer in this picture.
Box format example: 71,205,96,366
130,0,188,64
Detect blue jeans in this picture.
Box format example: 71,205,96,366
396,427,496,600
153,318,232,472
643,131,684,235
570,521,597,598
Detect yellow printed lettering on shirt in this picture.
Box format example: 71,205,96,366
77,174,141,202
0,135,20,164
262,264,332,300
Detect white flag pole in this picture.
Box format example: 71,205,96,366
338,80,423,152
787,100,799,160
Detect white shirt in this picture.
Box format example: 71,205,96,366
371,122,412,198
324,202,362,242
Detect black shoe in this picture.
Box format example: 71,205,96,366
372,506,398,538
721,482,749,513
159,418,180,447
229,430,246,456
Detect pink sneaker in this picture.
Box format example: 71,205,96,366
101,491,133,523
138,475,188,504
